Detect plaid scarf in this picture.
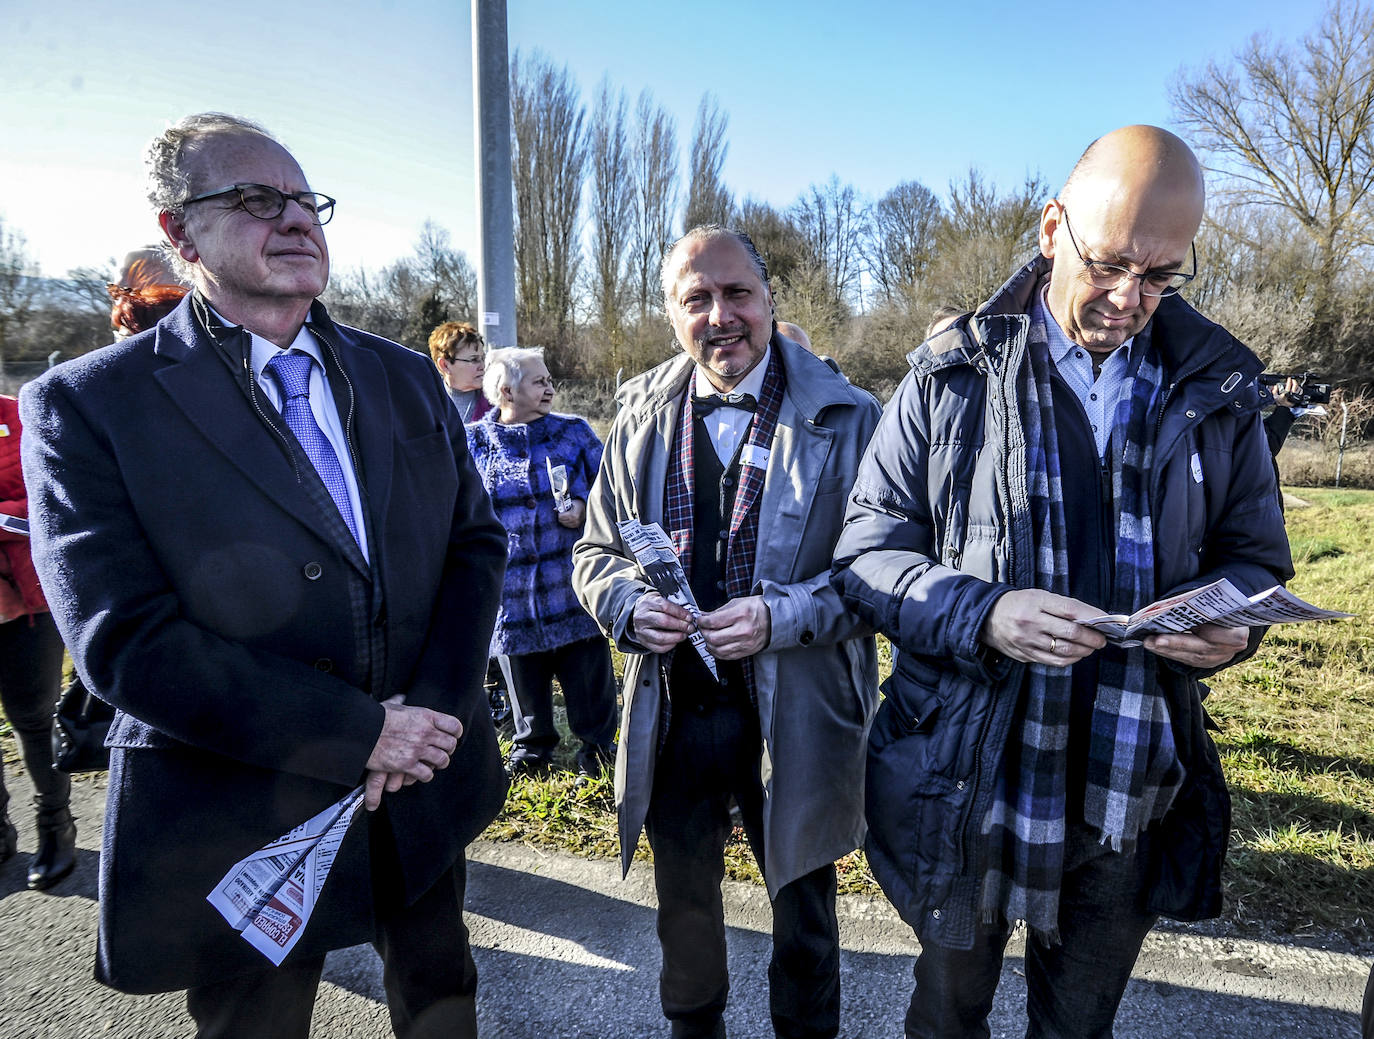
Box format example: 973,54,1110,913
664,350,785,703
980,316,1183,942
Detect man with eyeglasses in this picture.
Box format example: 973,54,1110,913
20,112,508,1038
832,125,1291,1038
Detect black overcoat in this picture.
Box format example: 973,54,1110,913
20,295,509,993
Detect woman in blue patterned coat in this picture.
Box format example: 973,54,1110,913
467,348,617,779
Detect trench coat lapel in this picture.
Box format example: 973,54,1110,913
756,395,832,590
627,361,692,523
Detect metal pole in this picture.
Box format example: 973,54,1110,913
472,0,518,348
1335,402,1349,488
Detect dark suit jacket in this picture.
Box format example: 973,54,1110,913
20,294,508,993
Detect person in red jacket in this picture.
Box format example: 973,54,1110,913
0,394,73,890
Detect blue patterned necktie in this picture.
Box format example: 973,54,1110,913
264,351,359,545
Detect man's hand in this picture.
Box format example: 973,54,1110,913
697,595,771,660
631,592,693,653
556,499,587,529
1144,623,1249,669
1271,376,1302,409
363,695,463,811
980,589,1108,666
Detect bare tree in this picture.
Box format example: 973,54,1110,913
684,94,732,231
921,169,1047,311
412,219,477,322
1171,0,1374,334
587,78,633,338
791,176,868,313
735,198,809,288
510,50,587,352
628,89,678,317
324,224,478,351
864,179,943,305
0,217,41,379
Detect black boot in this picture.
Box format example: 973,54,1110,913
0,812,15,865
28,806,76,891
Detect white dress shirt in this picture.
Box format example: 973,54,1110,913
693,345,772,465
1034,294,1136,459
214,308,370,561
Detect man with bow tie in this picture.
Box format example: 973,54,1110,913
20,113,507,1038
573,225,882,1038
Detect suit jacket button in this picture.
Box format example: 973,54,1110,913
314,658,333,672
799,630,815,646
303,562,323,580
525,497,537,508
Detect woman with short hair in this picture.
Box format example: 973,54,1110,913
429,322,494,424
466,348,617,779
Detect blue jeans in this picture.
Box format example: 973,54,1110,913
905,827,1157,1039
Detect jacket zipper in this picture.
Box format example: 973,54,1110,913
244,354,300,481
308,326,363,489
956,346,1016,875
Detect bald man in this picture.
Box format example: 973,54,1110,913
776,320,812,351
832,126,1292,1038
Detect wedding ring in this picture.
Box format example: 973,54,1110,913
1049,636,1058,655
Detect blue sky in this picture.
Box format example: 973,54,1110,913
1,0,1322,279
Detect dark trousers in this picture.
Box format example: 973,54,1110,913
187,855,478,1039
0,612,69,815
905,828,1157,1039
644,697,841,1039
501,635,618,758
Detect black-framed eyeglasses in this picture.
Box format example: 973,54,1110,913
181,183,336,226
1059,205,1195,297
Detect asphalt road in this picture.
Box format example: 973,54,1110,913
1,769,1368,1038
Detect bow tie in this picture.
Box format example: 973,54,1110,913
691,392,758,418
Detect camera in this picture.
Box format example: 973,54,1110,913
1261,371,1332,408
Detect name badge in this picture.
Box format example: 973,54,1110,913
1190,452,1204,484
740,444,770,470
0,424,9,437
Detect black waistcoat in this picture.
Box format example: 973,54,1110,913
668,416,748,708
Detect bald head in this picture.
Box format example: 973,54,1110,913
1039,125,1205,357
1059,125,1205,243
776,321,812,351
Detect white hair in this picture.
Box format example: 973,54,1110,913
483,347,546,405
144,112,280,281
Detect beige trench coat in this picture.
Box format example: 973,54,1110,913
572,336,882,895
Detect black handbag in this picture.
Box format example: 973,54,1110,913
51,677,114,773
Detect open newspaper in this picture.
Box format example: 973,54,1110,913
1082,578,1353,647
207,785,365,965
616,518,719,679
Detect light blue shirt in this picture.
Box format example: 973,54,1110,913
215,309,370,561
1034,294,1135,459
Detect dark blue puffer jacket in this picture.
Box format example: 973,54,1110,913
831,256,1293,950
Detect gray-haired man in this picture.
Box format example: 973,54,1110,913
21,112,507,1038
